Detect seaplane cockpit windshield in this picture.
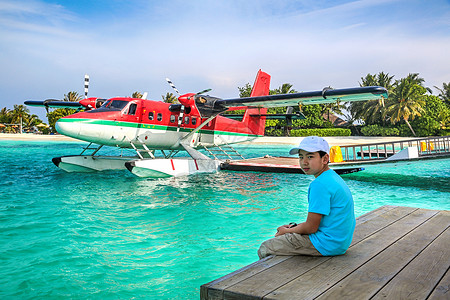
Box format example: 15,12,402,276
108,100,129,110
88,99,130,113
100,99,112,108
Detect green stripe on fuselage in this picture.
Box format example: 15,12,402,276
57,118,262,138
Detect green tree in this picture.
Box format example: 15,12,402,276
46,91,82,132
270,83,297,95
351,72,394,125
64,91,83,102
410,95,450,136
386,77,427,136
47,108,76,132
238,83,252,97
23,114,42,131
132,91,143,99
10,104,30,124
294,104,330,128
267,84,298,136
162,92,179,104
434,82,450,106
0,107,11,123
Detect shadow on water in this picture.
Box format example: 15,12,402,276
343,172,450,193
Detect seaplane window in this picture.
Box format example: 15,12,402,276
148,112,154,120
128,103,137,115
184,116,190,124
192,117,196,125
157,113,163,121
170,115,176,123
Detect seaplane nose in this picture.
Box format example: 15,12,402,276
55,118,81,138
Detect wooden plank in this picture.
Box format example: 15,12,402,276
428,268,450,300
354,205,396,225
200,206,417,299
261,208,438,299
201,206,417,300
225,256,329,300
315,210,449,299
350,206,417,246
224,208,436,299
372,225,450,299
201,255,292,300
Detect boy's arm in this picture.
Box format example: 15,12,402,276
275,212,322,236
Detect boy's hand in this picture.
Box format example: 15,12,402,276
275,225,290,236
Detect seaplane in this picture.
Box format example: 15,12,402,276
25,70,388,178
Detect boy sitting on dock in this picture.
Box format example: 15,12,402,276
258,136,355,259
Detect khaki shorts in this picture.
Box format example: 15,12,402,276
258,233,322,259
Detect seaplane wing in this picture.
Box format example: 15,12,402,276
24,99,83,109
219,86,387,108
192,85,387,118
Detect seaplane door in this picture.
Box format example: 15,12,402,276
114,102,142,138
117,101,141,123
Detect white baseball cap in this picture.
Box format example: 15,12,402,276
289,136,330,155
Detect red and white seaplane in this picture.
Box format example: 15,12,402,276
25,70,387,177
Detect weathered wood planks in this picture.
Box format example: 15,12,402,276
201,206,450,300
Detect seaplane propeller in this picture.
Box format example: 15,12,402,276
25,74,108,111
195,88,212,96
165,78,181,96
84,74,89,98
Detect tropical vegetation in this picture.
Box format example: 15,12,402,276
239,72,449,137
1,73,449,137
0,105,43,133
349,72,449,136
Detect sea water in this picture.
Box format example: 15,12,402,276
0,140,449,299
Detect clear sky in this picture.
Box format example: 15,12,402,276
1,0,449,120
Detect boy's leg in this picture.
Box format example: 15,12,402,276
258,233,321,259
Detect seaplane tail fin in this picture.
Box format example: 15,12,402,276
243,70,270,136
250,69,271,97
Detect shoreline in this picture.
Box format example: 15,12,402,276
0,133,79,142
0,133,417,146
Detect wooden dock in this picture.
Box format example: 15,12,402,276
220,156,365,175
201,206,450,299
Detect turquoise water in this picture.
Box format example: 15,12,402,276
1,140,449,299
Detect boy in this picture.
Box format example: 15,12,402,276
258,136,355,259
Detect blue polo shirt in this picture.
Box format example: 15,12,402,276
308,169,355,256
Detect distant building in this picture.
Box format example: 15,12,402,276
323,113,348,127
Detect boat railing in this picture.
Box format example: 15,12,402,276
339,135,450,162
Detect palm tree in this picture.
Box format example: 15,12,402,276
0,107,11,123
23,114,42,130
270,83,297,95
132,91,143,99
434,82,450,105
45,91,81,132
238,83,252,97
10,105,29,123
352,72,394,125
386,77,426,136
64,91,83,102
162,92,179,104
9,105,30,133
